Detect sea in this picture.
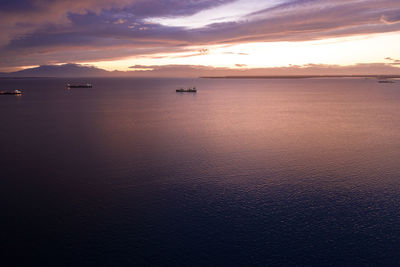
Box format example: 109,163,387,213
1,77,400,266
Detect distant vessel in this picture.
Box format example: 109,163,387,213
378,80,395,83
176,87,197,92
0,89,22,95
67,83,92,88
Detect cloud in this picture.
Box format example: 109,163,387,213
385,57,400,65
1,0,400,70
145,0,287,29
129,65,154,70
224,52,249,55
380,14,400,25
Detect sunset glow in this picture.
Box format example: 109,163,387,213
86,32,400,71
1,0,400,75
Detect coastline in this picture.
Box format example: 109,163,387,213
201,75,400,79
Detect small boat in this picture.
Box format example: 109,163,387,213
176,87,197,92
0,89,22,95
67,83,92,88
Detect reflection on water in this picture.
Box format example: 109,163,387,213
1,77,400,265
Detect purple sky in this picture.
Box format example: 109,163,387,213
1,0,400,73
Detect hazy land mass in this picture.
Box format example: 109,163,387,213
1,63,400,78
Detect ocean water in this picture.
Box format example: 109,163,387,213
1,77,400,265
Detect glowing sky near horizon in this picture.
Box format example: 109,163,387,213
86,32,400,71
1,0,400,73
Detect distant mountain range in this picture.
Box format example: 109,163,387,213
1,63,400,78
0,64,110,77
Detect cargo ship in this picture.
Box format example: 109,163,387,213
0,89,22,95
176,87,197,92
67,83,92,88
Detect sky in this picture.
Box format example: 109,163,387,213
1,0,400,74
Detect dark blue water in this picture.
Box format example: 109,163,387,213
1,77,400,266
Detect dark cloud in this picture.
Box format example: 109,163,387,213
385,57,400,65
0,0,35,12
380,13,400,25
129,65,154,70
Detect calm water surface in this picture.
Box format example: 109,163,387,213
1,77,400,265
